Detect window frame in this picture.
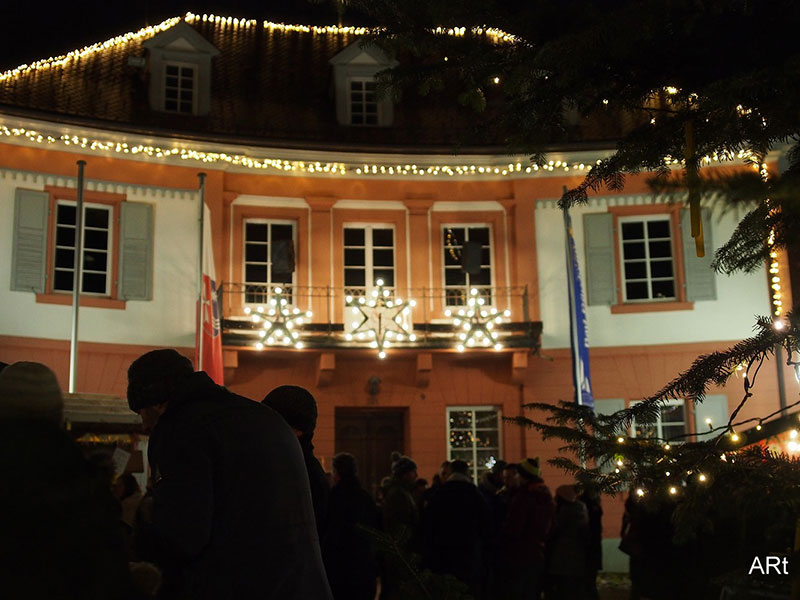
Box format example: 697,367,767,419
52,200,114,297
441,223,495,307
608,204,691,313
343,223,396,297
446,405,503,484
242,218,297,307
630,398,688,442
617,213,677,303
347,77,379,126
163,61,198,115
35,186,126,309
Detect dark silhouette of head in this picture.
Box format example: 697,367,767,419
127,349,193,412
332,452,358,482
262,385,318,441
450,459,470,477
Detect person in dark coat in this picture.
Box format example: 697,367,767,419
127,349,332,600
547,484,590,600
322,452,380,600
422,459,492,599
579,487,603,600
262,385,329,539
496,457,555,600
0,361,133,600
380,453,421,599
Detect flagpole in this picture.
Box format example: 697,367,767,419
68,160,86,393
197,172,206,372
563,205,583,406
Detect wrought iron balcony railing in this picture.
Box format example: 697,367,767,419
219,283,541,352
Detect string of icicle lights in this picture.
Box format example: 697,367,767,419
0,12,515,86
0,123,754,178
0,12,757,177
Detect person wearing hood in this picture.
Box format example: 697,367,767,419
262,384,329,538
128,349,331,600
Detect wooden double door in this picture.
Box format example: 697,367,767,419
334,408,406,499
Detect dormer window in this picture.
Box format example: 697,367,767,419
349,79,378,125
330,41,397,127
164,63,196,114
143,21,219,117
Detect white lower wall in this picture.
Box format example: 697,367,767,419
535,196,770,349
0,169,198,347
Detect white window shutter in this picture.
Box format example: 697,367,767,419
681,207,717,301
11,189,49,293
694,394,729,440
119,202,153,300
583,212,616,305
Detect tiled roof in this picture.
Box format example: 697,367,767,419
0,14,624,152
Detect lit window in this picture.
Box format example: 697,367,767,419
164,63,196,114
443,226,493,306
53,201,112,296
447,407,502,484
349,79,378,126
632,399,687,441
619,215,676,301
243,220,295,305
344,225,395,299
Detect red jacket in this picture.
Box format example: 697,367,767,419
498,480,555,564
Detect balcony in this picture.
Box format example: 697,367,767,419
220,283,541,353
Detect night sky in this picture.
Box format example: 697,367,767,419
0,1,361,70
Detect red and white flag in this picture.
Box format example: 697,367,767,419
196,203,224,384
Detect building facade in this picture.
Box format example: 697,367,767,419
0,13,792,570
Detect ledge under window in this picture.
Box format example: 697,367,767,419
36,293,126,310
611,301,693,314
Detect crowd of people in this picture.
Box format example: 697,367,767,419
0,350,606,600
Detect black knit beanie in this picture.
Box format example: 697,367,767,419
127,349,194,412
262,385,318,437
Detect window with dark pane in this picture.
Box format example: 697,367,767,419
619,215,675,301
243,220,295,305
164,63,196,114
443,225,493,306
633,400,687,441
446,407,502,484
343,225,394,298
53,201,111,295
349,79,379,126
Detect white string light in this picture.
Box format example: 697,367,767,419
244,287,311,350
345,279,416,358
445,288,510,352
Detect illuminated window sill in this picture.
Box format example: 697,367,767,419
610,301,693,314
35,293,126,310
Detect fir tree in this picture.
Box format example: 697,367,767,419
343,0,800,592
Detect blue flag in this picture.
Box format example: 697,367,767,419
563,208,594,409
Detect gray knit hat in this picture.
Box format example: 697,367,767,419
391,454,418,477
0,361,64,424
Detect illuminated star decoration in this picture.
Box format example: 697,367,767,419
445,288,510,352
345,278,416,358
244,287,311,350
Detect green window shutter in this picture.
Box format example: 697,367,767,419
681,207,717,301
694,394,728,440
119,202,153,301
583,212,616,305
593,398,626,472
11,189,49,293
